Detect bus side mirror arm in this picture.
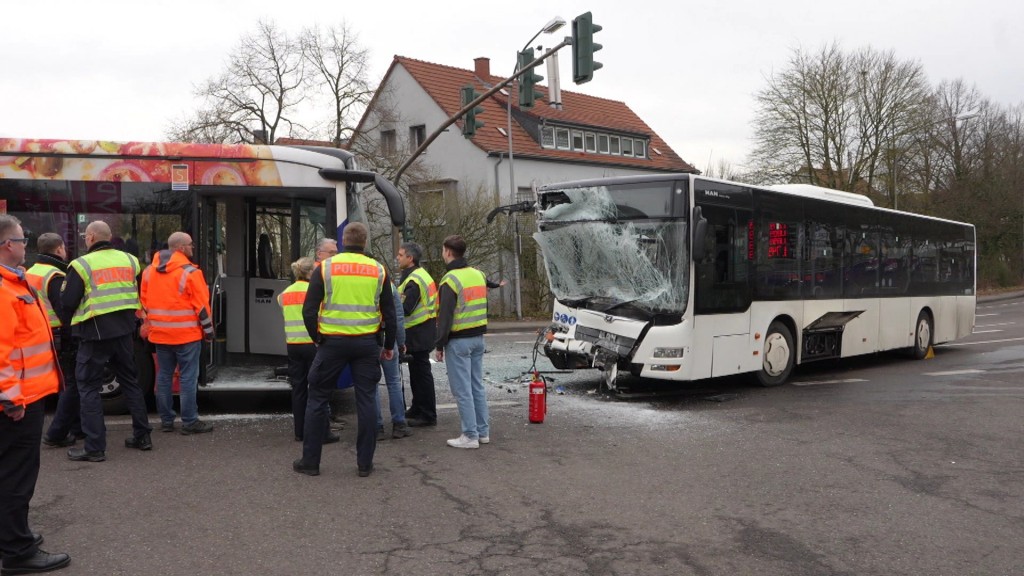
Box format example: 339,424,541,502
692,206,708,262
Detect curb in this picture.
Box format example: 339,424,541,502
978,290,1024,303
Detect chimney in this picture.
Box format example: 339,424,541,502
474,57,490,79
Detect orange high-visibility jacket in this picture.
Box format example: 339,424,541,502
0,265,60,413
140,250,214,345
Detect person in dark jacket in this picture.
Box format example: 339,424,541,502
24,233,83,448
396,242,438,427
434,235,490,449
293,223,397,478
61,221,151,462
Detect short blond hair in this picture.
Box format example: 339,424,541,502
290,256,316,281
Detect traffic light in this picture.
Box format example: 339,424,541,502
572,11,603,84
460,85,484,137
517,48,544,108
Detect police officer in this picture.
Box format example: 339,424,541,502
293,223,396,478
277,256,340,444
396,242,438,427
62,221,151,462
24,233,83,448
0,215,71,574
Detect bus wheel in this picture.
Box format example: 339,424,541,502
757,321,794,387
100,368,128,415
912,311,933,360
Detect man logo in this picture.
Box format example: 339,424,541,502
604,315,615,323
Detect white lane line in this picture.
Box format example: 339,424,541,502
791,378,868,386
513,341,536,345
940,336,1024,347
923,369,986,376
973,330,1003,334
437,400,520,410
976,313,998,317
975,322,1015,327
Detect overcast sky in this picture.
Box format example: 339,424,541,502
3,0,1020,173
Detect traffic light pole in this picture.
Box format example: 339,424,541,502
393,38,570,185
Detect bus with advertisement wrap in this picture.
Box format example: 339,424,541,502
534,174,976,390
0,137,404,411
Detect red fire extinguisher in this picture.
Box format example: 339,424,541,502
529,371,546,423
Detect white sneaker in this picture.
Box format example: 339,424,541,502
446,435,480,449
478,436,490,444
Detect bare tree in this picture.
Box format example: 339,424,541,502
749,43,930,203
301,23,374,146
167,20,306,143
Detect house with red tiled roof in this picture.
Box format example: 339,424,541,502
350,55,696,314
353,55,695,198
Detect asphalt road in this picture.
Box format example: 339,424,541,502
29,298,1024,575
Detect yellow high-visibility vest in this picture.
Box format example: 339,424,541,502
69,249,140,325
278,280,314,344
397,267,437,328
25,262,64,328
439,267,487,332
317,252,385,336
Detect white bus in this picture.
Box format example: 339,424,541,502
0,137,404,410
534,174,976,389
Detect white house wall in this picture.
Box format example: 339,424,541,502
363,62,685,314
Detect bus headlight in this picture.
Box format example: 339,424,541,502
652,347,684,358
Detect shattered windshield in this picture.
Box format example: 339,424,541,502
534,184,688,315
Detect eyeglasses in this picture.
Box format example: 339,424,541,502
4,237,29,245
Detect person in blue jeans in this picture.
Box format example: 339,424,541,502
376,279,412,440
434,235,489,449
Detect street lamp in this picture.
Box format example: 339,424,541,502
892,109,978,211
505,16,566,319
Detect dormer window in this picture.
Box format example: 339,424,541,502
539,126,645,159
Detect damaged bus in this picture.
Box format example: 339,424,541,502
1,137,404,411
535,175,975,389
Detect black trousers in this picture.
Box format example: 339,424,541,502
405,350,436,422
0,400,44,561
302,336,381,469
288,343,330,440
77,334,151,453
45,336,81,441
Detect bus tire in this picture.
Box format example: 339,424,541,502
912,310,933,360
100,338,156,415
757,321,795,387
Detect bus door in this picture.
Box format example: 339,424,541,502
692,181,754,378
196,192,331,370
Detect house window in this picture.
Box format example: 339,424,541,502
634,139,646,158
555,128,570,150
584,132,597,152
621,138,633,157
598,134,609,154
381,130,397,155
541,127,555,148
571,130,584,150
609,136,620,155
409,125,426,151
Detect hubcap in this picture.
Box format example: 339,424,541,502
917,320,931,350
763,333,790,377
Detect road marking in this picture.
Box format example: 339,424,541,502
514,341,536,345
791,378,867,386
973,329,1003,334
437,400,520,410
939,336,1024,347
923,369,986,376
975,322,1015,327
976,313,998,317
